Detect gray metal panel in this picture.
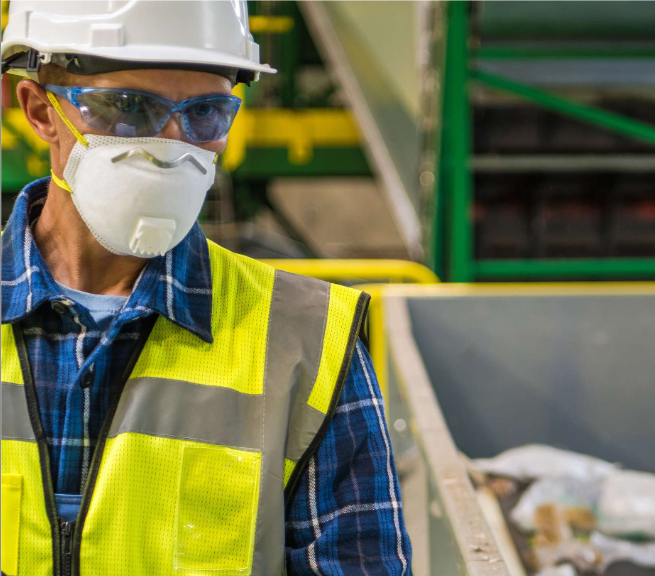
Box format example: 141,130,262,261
478,2,655,40
407,295,655,470
386,296,509,576
387,357,417,460
476,60,655,86
299,1,424,257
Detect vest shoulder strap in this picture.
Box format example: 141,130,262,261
204,242,370,498
265,267,369,501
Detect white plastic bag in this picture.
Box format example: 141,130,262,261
535,566,577,576
591,531,655,570
510,477,601,532
598,469,655,539
474,445,618,483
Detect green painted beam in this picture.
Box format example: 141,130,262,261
471,70,655,147
444,1,473,282
475,47,655,60
476,259,655,280
232,147,371,178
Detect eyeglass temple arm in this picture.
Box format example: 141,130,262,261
42,84,76,105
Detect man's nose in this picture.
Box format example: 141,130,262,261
156,113,188,142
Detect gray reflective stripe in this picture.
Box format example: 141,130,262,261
284,403,326,463
2,381,36,442
108,377,263,451
283,276,330,458
252,269,330,575
263,269,330,470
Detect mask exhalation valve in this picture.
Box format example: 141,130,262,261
129,216,177,257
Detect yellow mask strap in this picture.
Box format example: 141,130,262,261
50,170,73,194
46,90,89,147
213,153,219,164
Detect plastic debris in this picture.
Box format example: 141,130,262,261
591,532,655,571
473,445,618,483
526,503,601,572
535,565,577,576
511,477,601,532
489,476,519,499
598,470,655,539
469,446,655,574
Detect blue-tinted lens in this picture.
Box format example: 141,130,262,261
71,88,239,142
76,89,170,138
181,97,240,143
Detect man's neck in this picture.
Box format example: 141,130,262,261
32,182,148,297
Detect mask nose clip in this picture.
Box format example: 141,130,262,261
129,216,177,257
111,148,208,175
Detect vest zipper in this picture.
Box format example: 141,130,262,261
14,317,157,576
70,316,158,576
59,519,75,576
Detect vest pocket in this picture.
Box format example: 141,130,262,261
175,445,261,574
1,474,23,576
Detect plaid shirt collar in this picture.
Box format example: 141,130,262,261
1,177,213,343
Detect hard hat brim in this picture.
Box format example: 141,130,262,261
1,41,277,76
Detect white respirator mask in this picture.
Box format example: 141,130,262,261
48,93,218,258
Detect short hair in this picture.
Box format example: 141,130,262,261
38,64,70,86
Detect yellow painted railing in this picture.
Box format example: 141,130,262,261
262,259,438,285
261,259,439,403
222,82,360,172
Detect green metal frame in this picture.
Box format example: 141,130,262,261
477,259,655,280
475,46,655,60
437,1,655,282
232,147,370,178
438,1,473,282
472,70,655,146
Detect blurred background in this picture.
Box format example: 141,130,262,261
4,1,655,282
3,2,655,575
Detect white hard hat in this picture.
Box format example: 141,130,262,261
1,0,276,84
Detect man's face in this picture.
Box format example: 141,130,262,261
44,68,234,169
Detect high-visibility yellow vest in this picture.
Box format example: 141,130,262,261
1,240,369,576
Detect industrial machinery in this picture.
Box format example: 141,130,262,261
303,1,655,280
3,1,654,280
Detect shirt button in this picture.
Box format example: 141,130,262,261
81,372,94,390
52,301,67,315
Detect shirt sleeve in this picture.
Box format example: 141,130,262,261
285,340,413,576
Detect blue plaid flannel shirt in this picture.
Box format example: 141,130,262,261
2,177,412,575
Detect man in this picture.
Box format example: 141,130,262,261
0,2,411,576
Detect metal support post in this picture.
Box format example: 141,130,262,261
441,1,474,282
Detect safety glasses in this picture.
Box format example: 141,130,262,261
44,85,242,143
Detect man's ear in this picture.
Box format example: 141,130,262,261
16,79,59,144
